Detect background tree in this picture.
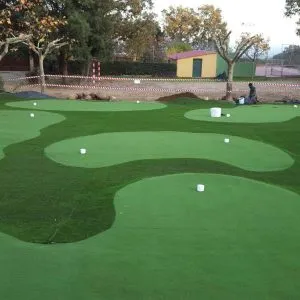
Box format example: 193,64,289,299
273,44,300,64
118,13,158,61
42,0,155,75
166,42,192,56
285,0,300,34
7,0,68,92
115,0,160,61
195,5,227,49
162,5,227,49
0,0,34,62
244,36,270,61
44,0,117,77
213,31,268,100
244,35,270,79
162,6,201,45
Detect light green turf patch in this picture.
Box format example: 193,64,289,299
45,131,293,171
6,99,166,112
0,110,65,160
1,173,300,300
185,105,300,123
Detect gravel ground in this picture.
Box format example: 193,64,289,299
4,77,300,102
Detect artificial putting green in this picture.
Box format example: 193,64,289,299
45,131,294,172
0,110,65,160
185,105,300,123
6,99,167,111
1,173,300,300
1,94,300,300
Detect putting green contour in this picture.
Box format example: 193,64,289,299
1,173,300,300
45,131,293,171
0,110,65,160
185,105,300,123
6,99,166,112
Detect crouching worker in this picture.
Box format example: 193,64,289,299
246,83,259,104
235,83,259,105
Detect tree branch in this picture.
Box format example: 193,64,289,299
213,31,231,63
0,34,32,61
44,38,68,57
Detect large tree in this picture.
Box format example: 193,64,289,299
213,32,268,100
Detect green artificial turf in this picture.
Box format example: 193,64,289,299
1,173,300,300
45,131,293,171
185,105,300,123
0,96,300,244
0,110,65,160
6,99,167,111
0,95,300,299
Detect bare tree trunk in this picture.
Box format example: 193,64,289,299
0,43,9,62
251,60,256,80
85,60,91,84
58,49,68,84
226,63,234,100
38,54,45,93
29,49,34,72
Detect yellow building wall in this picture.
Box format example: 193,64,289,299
177,53,217,78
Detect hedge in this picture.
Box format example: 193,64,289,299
44,60,177,77
99,61,176,77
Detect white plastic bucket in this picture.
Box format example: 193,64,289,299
210,107,222,118
239,97,245,105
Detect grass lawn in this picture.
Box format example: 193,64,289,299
0,93,300,299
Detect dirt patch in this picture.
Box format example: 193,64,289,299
4,79,300,103
156,92,200,102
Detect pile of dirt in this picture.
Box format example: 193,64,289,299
156,92,200,102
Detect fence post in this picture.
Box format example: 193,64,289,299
97,61,101,79
92,60,96,85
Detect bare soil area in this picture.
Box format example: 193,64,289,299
4,78,300,102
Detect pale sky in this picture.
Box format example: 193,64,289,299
154,0,300,55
